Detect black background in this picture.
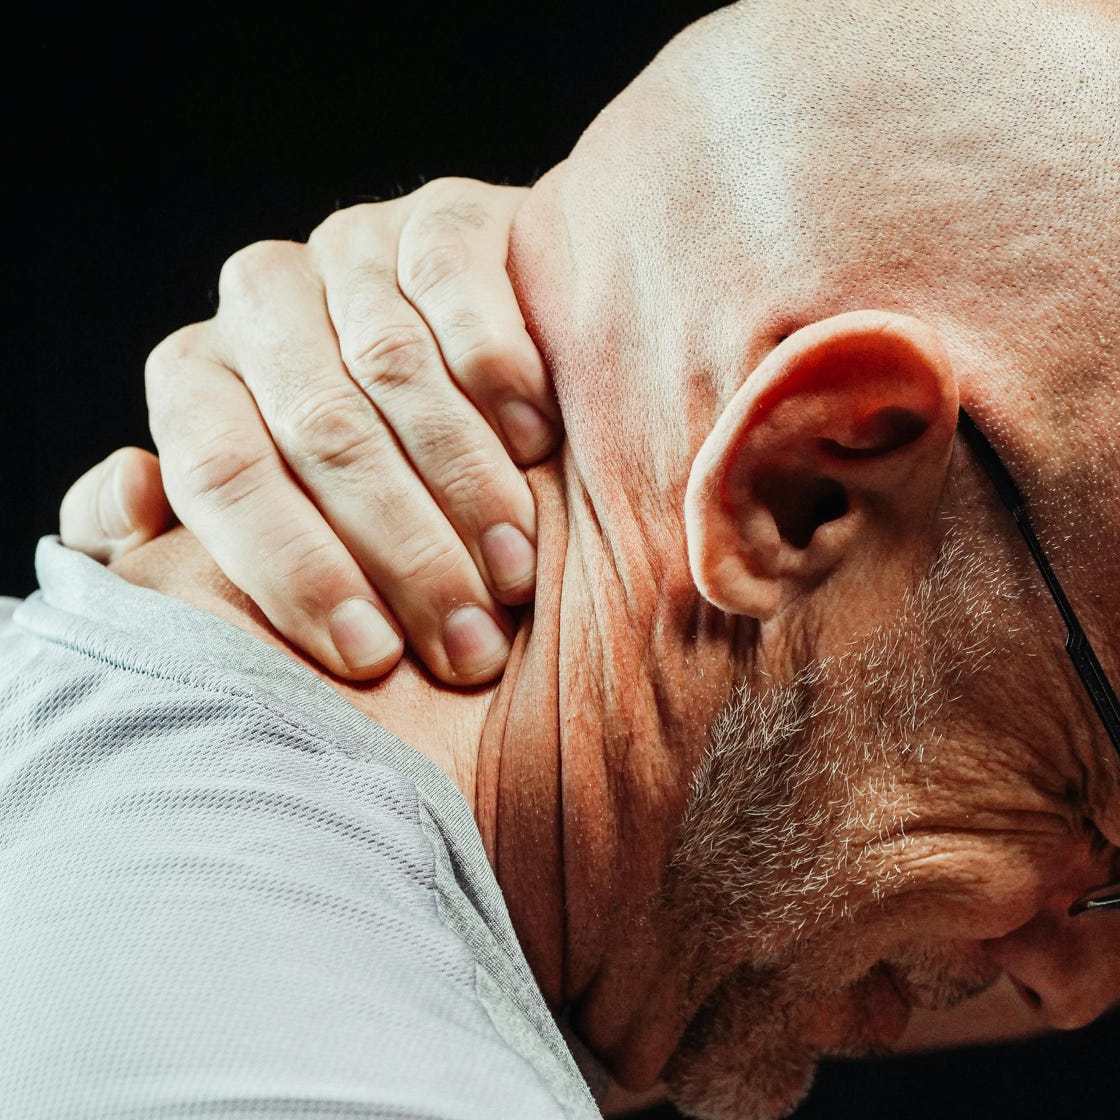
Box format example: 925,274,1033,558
7,2,1117,1116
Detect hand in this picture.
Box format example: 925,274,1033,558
60,178,559,685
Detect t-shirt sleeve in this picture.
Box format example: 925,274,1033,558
0,622,577,1119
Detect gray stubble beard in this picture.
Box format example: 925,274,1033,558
660,520,1018,1120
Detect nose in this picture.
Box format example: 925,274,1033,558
982,907,1120,1030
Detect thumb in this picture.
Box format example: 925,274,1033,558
59,447,175,564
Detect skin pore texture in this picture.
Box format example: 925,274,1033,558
112,2,1120,1118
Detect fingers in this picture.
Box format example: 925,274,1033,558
308,211,540,605
145,179,552,687
153,286,514,685
394,179,560,464
147,324,408,682
59,447,174,564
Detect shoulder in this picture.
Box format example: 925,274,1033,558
0,565,598,1118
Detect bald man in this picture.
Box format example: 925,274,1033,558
3,2,1118,1119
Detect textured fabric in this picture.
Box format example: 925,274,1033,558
0,538,600,1120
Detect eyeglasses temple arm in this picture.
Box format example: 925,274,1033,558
957,409,1120,755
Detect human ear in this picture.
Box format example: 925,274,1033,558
684,310,959,619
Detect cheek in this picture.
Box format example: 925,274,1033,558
876,827,1086,940
864,731,1099,937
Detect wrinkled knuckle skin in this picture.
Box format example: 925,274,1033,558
217,240,302,308
391,533,464,593
411,426,495,508
343,326,432,397
274,388,375,474
176,434,274,515
268,532,351,617
438,449,497,511
400,237,471,302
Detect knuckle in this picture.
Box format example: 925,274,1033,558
433,445,498,511
447,330,527,388
266,531,352,615
407,178,463,214
412,177,491,227
309,202,402,267
391,532,464,592
409,420,498,508
145,322,213,381
342,325,432,396
336,259,398,327
175,432,274,514
307,205,360,255
216,240,302,307
412,176,463,201
399,236,470,302
273,386,376,473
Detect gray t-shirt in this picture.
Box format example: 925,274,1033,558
0,539,602,1119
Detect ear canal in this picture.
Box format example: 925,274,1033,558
754,403,939,549
756,472,848,550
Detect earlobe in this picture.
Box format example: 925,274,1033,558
684,310,959,619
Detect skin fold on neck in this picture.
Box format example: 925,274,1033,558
103,456,634,1015
105,426,753,1080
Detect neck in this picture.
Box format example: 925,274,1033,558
109,527,495,806
481,447,753,1087
109,450,747,1083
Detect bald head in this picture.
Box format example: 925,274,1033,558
511,0,1118,653
538,2,1115,372
666,0,1120,550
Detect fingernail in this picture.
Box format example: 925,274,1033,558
99,456,135,541
443,605,510,679
481,523,536,595
498,399,557,462
329,598,402,672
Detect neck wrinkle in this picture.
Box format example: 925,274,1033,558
479,443,757,1079
477,463,571,1008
